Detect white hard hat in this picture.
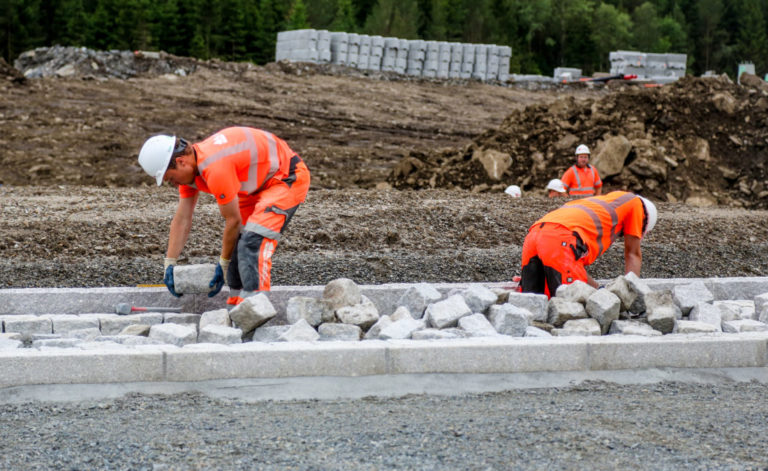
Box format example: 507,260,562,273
639,196,657,236
575,144,590,155
138,134,175,186
504,185,522,197
546,179,566,193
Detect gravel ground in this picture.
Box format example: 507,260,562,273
1,381,767,470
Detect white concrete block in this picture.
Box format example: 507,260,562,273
425,294,472,329
197,325,243,345
458,313,499,337
173,264,216,294
229,293,277,333
279,319,319,342
149,323,197,347
318,323,362,341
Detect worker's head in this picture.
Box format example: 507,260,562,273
639,196,657,236
504,185,522,198
574,144,590,168
138,135,194,186
546,179,567,198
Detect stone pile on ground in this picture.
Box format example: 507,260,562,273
388,75,768,209
2,274,768,350
13,46,199,79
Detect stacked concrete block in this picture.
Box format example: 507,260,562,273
585,289,620,334
437,42,451,78
347,33,361,68
317,30,331,64
366,35,384,71
461,285,498,314
423,41,440,78
471,45,488,80
449,43,463,78
252,325,290,342
486,46,500,81
689,302,723,332
406,40,426,76
199,309,231,330
609,50,687,81
506,293,548,323
46,315,99,335
722,319,768,333
673,281,714,316
330,32,349,65
275,29,320,63
381,38,398,72
395,39,409,74
673,320,719,334
547,298,588,327
99,313,163,335
3,315,52,335
460,44,475,79
497,46,511,82
553,67,582,81
286,296,333,326
608,320,662,337
358,35,372,70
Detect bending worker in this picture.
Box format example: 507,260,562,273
138,127,310,304
561,144,602,196
520,191,656,297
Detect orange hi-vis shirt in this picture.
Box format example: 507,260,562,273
533,191,645,265
179,127,298,206
561,164,602,196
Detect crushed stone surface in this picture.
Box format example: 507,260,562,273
0,381,766,470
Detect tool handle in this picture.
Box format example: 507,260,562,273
133,306,183,313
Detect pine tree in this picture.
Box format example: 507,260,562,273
330,0,357,32
591,3,633,71
363,0,420,39
287,0,310,30
736,0,768,72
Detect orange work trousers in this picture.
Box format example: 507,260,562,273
520,222,588,298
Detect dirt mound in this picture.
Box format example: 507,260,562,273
14,46,200,79
389,76,768,208
0,57,25,84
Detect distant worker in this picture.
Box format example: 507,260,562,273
504,185,522,197
138,127,310,305
546,179,567,198
520,191,656,298
561,144,602,196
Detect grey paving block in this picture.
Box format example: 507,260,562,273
0,338,22,350
378,318,425,340
318,323,362,341
555,281,596,304
458,313,499,337
425,295,472,329
322,278,362,310
2,315,52,335
645,290,682,319
336,295,379,330
674,320,720,334
163,313,201,326
506,292,547,322
46,315,100,334
198,325,243,345
411,329,465,340
278,319,319,342
461,285,498,314
229,294,277,333
713,300,756,321
173,264,216,294
689,303,723,331
609,320,662,336
68,327,102,340
524,326,552,337
555,318,601,337
647,306,677,334
606,275,637,312
252,325,290,343
286,296,332,326
547,298,587,327
722,319,768,333
396,283,442,319
33,338,84,349
389,307,412,322
488,304,528,337
199,309,231,330
148,323,197,347
586,289,620,334
364,315,393,340
674,281,714,316
625,272,653,313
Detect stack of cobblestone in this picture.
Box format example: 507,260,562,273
2,270,768,350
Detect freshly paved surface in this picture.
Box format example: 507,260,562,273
1,378,767,470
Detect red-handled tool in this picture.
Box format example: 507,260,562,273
115,303,182,315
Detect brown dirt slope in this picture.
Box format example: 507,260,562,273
390,76,768,208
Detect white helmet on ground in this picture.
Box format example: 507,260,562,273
138,134,176,186
638,196,657,236
546,178,566,193
504,185,522,197
575,144,590,155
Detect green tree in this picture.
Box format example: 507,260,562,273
330,0,357,31
736,0,768,71
544,0,594,68
1,0,43,62
631,2,660,51
696,0,724,71
591,3,633,70
363,0,420,39
287,0,310,29
656,15,686,52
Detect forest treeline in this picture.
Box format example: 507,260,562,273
2,0,767,77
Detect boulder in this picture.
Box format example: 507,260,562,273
229,293,278,333
318,323,362,341
608,320,661,336
553,318,601,336
458,313,499,337
322,278,362,310
487,304,528,337
278,319,320,342
506,292,548,322
425,294,472,329
396,283,442,319
336,295,379,330
592,135,631,178
286,296,333,326
673,282,714,316
547,297,588,327
472,148,512,181
586,289,621,334
555,281,596,304
461,285,498,314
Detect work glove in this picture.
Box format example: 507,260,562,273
163,257,182,298
208,257,230,298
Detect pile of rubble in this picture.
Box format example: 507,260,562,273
389,75,768,208
13,46,198,79
2,267,768,350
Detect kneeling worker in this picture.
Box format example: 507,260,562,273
520,191,656,298
138,127,310,304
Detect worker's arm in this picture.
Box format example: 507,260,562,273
624,234,642,276
586,273,599,288
217,197,241,261
595,186,602,195
166,194,198,259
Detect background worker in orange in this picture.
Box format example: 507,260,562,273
520,191,657,298
561,144,602,196
138,127,310,304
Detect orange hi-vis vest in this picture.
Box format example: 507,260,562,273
562,164,602,196
179,127,298,206
533,191,645,265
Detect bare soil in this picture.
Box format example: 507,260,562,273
1,59,768,288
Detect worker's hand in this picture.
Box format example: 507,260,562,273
163,265,182,298
208,258,229,298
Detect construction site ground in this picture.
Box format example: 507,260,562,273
2,60,768,288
